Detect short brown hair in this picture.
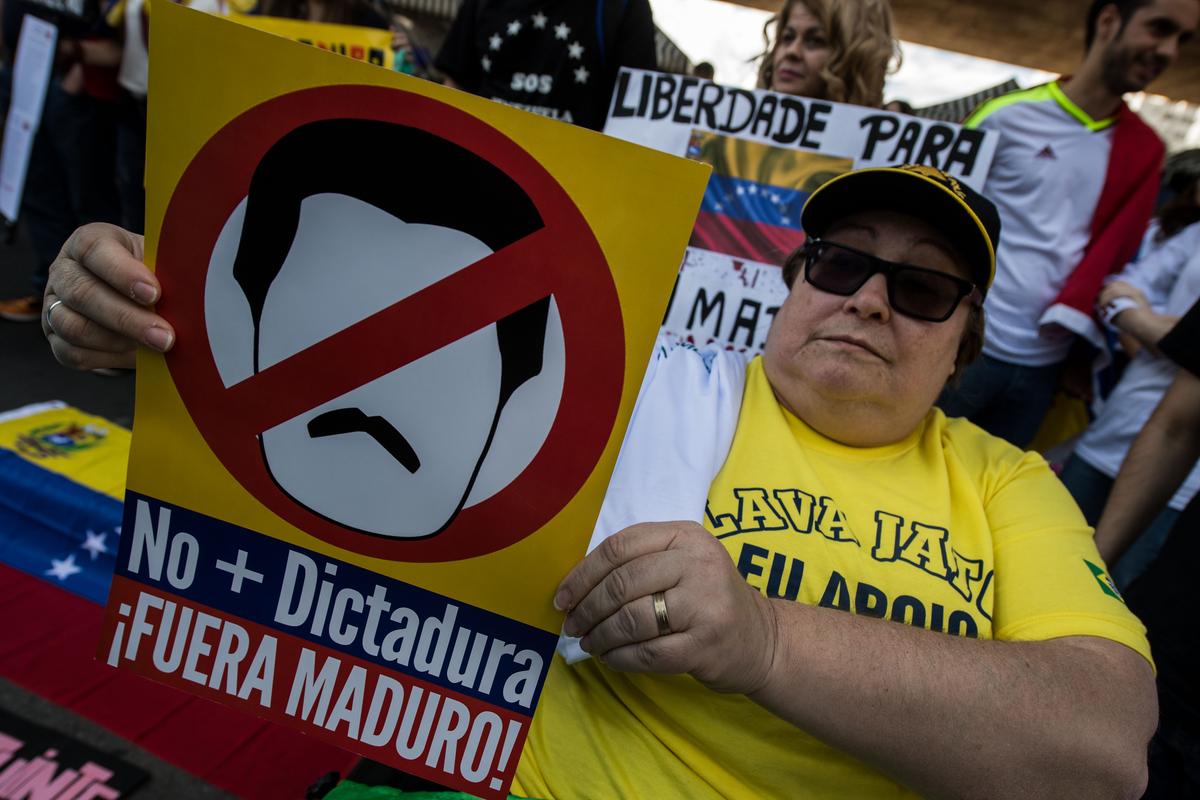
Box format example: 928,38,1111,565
1085,0,1152,49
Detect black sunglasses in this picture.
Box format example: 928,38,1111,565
795,239,979,323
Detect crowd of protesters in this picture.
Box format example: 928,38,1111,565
6,0,1200,796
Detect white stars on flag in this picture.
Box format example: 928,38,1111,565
554,22,570,40
489,33,503,50
46,554,81,581
574,65,590,84
506,20,521,35
82,530,108,560
532,12,548,29
568,41,584,59
718,176,801,228
481,55,492,72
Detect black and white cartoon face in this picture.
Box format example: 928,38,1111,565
202,119,565,539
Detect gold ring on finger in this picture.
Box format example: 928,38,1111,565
652,591,671,637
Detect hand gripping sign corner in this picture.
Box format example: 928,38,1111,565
159,85,625,562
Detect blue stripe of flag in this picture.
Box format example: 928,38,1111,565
700,173,808,230
0,449,122,604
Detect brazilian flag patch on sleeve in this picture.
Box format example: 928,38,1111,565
1085,560,1124,602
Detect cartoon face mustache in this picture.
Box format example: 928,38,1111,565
258,290,554,539
203,118,564,540
307,408,422,474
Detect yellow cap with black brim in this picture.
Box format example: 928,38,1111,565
799,165,1000,294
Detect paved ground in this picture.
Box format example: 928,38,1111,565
1,225,233,799
0,677,234,799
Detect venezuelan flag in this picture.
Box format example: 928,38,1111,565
0,402,359,797
0,402,128,604
686,130,852,266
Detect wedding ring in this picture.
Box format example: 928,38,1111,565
652,591,671,637
45,299,64,336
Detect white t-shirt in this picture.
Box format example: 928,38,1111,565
967,81,1115,366
1073,221,1200,510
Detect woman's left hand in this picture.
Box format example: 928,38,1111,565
555,521,778,694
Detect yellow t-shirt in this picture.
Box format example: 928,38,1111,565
514,356,1151,799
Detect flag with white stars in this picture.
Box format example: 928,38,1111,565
0,402,127,603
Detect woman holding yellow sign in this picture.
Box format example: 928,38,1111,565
41,163,1155,799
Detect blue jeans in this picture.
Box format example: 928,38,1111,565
1059,454,1179,589
937,354,1062,448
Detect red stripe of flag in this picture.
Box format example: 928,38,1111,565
690,210,806,267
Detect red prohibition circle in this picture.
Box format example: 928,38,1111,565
159,85,625,562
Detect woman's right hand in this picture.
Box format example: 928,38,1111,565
42,223,174,371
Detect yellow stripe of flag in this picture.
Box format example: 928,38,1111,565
0,403,130,501
689,130,851,190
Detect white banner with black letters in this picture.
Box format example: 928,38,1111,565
604,68,998,353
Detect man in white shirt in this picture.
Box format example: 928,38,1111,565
938,0,1198,447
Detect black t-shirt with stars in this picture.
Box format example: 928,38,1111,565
435,0,657,130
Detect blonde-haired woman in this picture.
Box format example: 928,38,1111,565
758,0,897,107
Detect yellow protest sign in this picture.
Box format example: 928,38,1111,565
228,13,394,68
97,4,707,797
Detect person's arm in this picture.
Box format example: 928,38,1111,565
1116,330,1143,359
79,37,122,67
558,522,1155,800
1099,226,1199,351
1111,305,1180,353
1098,281,1177,354
751,599,1152,800
42,223,174,370
1093,368,1200,563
